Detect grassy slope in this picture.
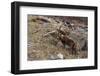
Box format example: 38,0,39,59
28,15,87,61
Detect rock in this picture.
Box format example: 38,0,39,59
57,53,64,59
48,54,59,60
56,41,64,48
48,53,64,60
69,27,88,50
36,16,51,23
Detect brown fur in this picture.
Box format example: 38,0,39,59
57,25,80,54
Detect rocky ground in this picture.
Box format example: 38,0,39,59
28,15,88,61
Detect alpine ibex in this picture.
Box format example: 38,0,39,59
57,25,80,54
43,24,81,54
